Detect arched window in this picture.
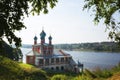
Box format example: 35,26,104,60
51,67,54,70
56,58,59,64
56,66,59,70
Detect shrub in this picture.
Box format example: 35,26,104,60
84,69,96,78
51,75,67,80
73,75,92,80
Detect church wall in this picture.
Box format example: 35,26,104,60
39,64,70,71
26,56,35,65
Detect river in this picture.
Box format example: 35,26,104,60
21,48,120,70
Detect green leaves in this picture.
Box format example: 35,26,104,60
84,0,120,44
0,0,57,48
0,0,28,47
30,0,58,15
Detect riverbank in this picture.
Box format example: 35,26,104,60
61,48,120,53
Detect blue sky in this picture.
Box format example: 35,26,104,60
16,0,110,44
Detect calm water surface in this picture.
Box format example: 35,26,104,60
21,48,120,70
67,51,120,70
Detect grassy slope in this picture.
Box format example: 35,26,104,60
0,56,48,80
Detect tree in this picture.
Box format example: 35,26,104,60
0,0,57,47
0,40,23,61
83,0,120,44
0,0,57,59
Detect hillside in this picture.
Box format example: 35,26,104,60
0,56,48,80
0,40,23,61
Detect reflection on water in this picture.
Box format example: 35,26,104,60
21,48,120,70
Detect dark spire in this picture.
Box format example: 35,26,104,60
34,35,37,40
48,35,52,40
48,35,52,45
34,35,37,44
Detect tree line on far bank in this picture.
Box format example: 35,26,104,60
54,42,120,52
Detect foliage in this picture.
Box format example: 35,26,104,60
0,0,57,59
0,0,57,47
51,75,67,80
0,56,48,80
84,69,96,78
82,64,120,80
0,40,23,60
83,0,120,44
111,63,120,73
73,75,92,80
93,68,112,78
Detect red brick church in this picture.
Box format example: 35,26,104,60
26,29,83,72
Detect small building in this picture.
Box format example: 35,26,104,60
26,30,83,72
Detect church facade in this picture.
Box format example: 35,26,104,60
26,30,81,71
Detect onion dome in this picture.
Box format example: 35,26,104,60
34,36,37,40
48,35,52,40
40,30,46,39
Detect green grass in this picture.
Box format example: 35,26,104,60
0,56,48,80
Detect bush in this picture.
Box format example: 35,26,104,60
84,69,96,78
73,75,92,80
93,68,112,78
51,75,67,80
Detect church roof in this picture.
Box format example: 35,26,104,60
26,49,71,58
53,50,70,57
26,50,40,56
26,50,34,56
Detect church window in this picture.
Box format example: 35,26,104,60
66,57,68,63
56,58,59,63
51,58,54,64
51,67,54,70
61,58,64,63
45,59,49,65
39,59,44,65
61,66,64,70
56,66,59,70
